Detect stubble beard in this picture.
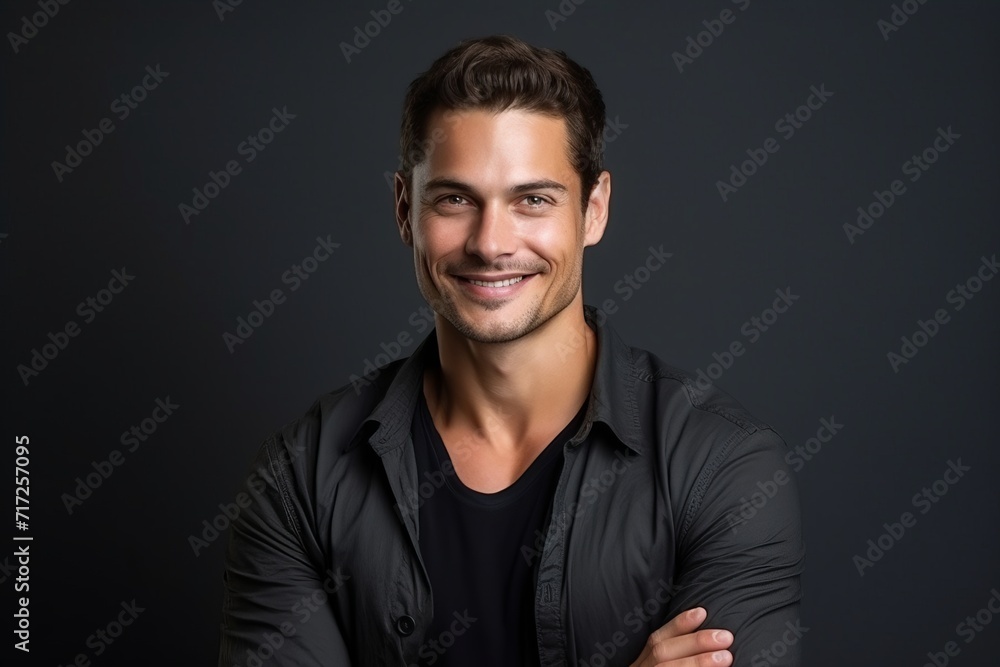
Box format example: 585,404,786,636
417,256,583,345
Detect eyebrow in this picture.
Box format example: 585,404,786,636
422,177,568,196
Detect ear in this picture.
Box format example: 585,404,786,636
394,171,413,247
583,170,611,247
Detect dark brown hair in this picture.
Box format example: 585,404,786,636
398,34,606,211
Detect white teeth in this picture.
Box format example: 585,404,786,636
468,275,525,288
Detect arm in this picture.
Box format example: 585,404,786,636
662,428,806,666
218,434,353,666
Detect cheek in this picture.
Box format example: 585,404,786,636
524,224,581,262
419,216,474,250
413,228,459,270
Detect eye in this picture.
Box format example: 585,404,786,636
438,194,468,206
523,195,547,207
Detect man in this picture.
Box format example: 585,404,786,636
218,35,804,667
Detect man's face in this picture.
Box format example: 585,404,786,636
394,107,610,344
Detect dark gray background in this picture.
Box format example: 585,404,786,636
3,0,998,664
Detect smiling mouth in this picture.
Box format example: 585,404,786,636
465,276,526,288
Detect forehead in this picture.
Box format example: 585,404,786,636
416,107,577,190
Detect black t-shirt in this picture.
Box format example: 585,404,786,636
411,390,587,666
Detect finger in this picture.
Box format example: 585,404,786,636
650,649,733,667
631,607,707,665
643,628,733,665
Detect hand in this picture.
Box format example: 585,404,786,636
629,607,734,666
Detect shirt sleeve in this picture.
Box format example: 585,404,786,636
217,433,354,666
666,427,806,667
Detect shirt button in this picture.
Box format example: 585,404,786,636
396,615,415,636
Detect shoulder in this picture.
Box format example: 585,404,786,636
239,356,412,545
627,342,775,438
271,356,410,468
249,356,411,516
624,343,794,524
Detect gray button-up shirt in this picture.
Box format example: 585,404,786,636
218,304,805,666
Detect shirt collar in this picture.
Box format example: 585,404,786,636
363,304,644,456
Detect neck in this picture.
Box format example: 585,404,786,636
423,299,596,453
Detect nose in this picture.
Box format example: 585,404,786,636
464,200,517,263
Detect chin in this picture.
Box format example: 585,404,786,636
443,308,535,344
